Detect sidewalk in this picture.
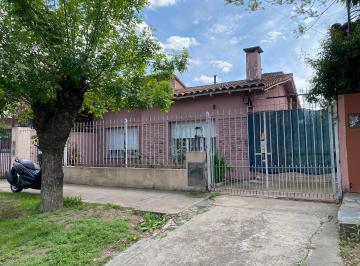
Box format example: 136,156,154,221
0,180,206,214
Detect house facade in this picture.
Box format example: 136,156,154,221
65,46,299,170
4,46,341,200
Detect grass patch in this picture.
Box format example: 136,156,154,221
63,196,83,208
208,192,221,200
340,224,360,266
137,212,166,232
295,260,306,266
103,203,122,210
0,192,165,266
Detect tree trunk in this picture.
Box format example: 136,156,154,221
33,76,86,212
40,147,65,211
36,119,74,212
36,118,77,212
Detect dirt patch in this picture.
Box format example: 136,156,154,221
340,230,360,266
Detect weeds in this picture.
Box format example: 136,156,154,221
305,244,315,251
340,224,360,266
137,212,166,232
213,153,231,183
103,203,121,210
208,192,220,200
295,260,306,266
63,196,83,208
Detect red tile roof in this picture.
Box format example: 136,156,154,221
174,72,294,98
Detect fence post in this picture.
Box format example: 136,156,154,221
124,118,128,168
331,103,342,197
205,112,212,190
10,127,16,164
63,143,68,166
263,112,269,189
328,105,337,195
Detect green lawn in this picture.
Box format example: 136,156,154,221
0,192,166,266
340,225,360,266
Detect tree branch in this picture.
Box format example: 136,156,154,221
62,0,71,48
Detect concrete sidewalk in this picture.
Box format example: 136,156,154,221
0,180,206,214
108,196,341,266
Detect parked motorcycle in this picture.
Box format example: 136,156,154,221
5,153,43,192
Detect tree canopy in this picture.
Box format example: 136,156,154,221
0,0,187,118
306,19,360,103
0,0,188,211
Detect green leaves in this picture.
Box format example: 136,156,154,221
0,0,188,118
306,20,360,104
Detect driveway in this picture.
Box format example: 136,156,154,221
0,180,206,214
0,180,340,265
108,196,341,266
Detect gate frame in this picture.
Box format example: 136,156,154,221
206,103,342,201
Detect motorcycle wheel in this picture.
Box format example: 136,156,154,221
10,184,23,193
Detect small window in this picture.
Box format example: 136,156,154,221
106,127,139,157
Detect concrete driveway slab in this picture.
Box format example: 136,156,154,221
0,180,206,214
108,196,341,266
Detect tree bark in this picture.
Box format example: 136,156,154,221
33,76,86,212
40,147,65,211
36,114,75,212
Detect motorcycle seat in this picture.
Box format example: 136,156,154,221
16,158,41,171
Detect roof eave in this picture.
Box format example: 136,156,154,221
174,86,265,100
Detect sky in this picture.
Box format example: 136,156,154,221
143,0,347,92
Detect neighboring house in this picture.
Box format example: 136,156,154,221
65,46,299,169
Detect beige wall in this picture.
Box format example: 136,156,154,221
63,166,206,192
11,127,38,162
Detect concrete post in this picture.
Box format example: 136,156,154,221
205,112,212,190
186,152,207,191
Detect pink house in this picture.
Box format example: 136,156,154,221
66,46,299,170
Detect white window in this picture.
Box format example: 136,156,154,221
106,127,139,157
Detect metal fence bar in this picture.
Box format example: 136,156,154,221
7,100,339,201
328,106,337,194
124,118,128,168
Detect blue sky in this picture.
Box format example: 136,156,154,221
143,0,346,92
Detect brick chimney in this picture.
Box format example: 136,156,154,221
244,46,263,80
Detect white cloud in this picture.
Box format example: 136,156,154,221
149,0,176,7
303,17,314,25
211,23,231,34
261,31,286,43
210,15,243,35
267,31,284,40
194,75,222,84
228,36,245,45
161,36,199,51
189,58,202,66
211,60,233,73
192,16,212,25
